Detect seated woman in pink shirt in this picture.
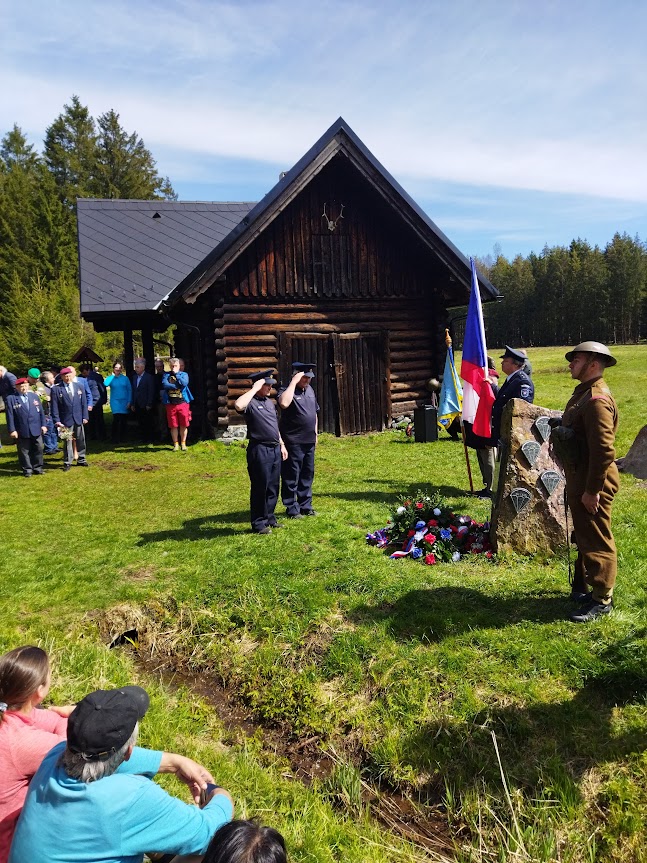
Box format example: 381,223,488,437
0,646,74,863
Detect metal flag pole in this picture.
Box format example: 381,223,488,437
444,327,475,493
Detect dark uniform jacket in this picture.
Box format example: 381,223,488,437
0,371,17,401
51,382,89,427
131,371,156,409
5,393,46,437
278,385,319,445
491,369,534,443
561,376,618,496
244,397,280,444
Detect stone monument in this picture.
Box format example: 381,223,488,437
617,424,647,480
490,399,567,554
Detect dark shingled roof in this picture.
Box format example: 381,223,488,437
77,199,256,316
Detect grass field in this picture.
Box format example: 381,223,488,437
1,345,646,862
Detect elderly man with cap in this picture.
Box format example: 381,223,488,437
278,362,319,518
50,366,89,471
553,342,620,623
490,346,535,445
235,370,288,534
5,378,48,476
10,685,234,863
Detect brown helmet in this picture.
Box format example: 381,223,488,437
565,341,616,367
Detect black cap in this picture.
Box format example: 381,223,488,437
67,686,150,760
292,362,316,378
500,345,526,364
249,369,277,385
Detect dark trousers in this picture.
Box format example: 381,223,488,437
17,435,44,475
247,443,281,531
111,412,128,443
43,416,59,453
87,406,106,440
63,424,87,466
281,443,315,515
134,406,155,443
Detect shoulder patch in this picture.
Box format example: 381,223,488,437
520,385,531,398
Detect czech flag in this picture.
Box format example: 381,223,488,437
460,258,494,438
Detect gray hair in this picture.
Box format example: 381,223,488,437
60,724,139,783
134,358,146,368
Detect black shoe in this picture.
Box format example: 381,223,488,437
63,464,71,472
44,450,59,455
76,461,89,467
23,472,33,478
268,522,284,529
287,513,304,519
569,599,613,623
253,527,272,535
473,488,492,499
570,590,592,603
301,509,317,516
33,470,45,475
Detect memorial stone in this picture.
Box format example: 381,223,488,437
491,399,567,554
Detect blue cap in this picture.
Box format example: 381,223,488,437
250,369,277,385
292,362,316,378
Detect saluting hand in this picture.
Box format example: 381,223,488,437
251,378,266,393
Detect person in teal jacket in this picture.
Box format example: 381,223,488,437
10,686,233,863
104,362,133,443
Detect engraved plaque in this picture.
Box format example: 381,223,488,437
510,487,532,514
534,416,552,443
521,440,541,467
540,470,562,497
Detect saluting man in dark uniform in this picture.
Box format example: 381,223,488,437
235,370,288,535
278,362,319,518
491,346,535,444
560,342,619,623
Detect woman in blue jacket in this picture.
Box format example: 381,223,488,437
104,362,132,443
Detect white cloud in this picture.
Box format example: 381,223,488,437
2,0,646,207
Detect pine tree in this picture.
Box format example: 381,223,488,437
43,95,98,209
94,109,176,200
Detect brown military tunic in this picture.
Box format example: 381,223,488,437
562,376,619,602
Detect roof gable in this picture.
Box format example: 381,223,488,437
163,117,497,307
77,199,256,315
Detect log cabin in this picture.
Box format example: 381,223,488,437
77,117,497,437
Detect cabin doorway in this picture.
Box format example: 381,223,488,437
279,331,389,435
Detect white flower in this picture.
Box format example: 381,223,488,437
396,506,406,514
433,508,441,516
452,551,461,562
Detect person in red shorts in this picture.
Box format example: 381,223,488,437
161,357,192,451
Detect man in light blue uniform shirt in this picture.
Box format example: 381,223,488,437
10,686,233,863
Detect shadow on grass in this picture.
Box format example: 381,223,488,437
350,587,569,641
321,482,476,505
137,511,250,544
399,636,647,797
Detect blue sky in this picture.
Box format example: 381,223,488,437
2,0,645,259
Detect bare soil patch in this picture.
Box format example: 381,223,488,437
91,603,454,858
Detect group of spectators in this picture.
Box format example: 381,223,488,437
0,645,287,863
0,358,194,476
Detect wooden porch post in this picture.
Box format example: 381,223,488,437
142,325,155,373
123,328,134,375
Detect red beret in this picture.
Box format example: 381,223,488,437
60,367,74,375
15,377,28,385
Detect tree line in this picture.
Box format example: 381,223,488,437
1,97,645,372
476,235,647,347
0,96,175,370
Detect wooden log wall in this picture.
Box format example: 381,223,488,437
226,154,447,303
218,298,441,427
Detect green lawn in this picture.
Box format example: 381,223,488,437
1,346,646,862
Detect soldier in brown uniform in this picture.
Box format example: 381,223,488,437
560,341,619,622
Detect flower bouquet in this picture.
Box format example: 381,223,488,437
57,426,75,441
366,490,493,564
